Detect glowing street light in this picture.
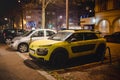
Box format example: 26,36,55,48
59,15,63,19
18,0,21,3
4,18,8,21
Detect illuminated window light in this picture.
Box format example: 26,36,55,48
102,20,106,27
4,18,8,20
26,16,31,19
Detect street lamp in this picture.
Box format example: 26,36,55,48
18,0,24,29
66,0,69,29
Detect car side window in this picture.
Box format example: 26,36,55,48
84,33,98,40
38,31,44,37
46,31,55,36
68,33,83,42
32,32,39,37
32,31,44,37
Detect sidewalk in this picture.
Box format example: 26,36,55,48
50,61,120,80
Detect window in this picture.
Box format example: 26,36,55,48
68,33,83,42
99,20,110,33
84,33,98,40
99,0,108,11
38,31,44,37
46,31,55,36
32,32,39,37
113,19,120,32
113,0,120,9
32,31,44,37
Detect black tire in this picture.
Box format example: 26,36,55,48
96,44,106,61
18,43,28,53
5,38,12,44
49,50,68,68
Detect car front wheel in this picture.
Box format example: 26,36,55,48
49,51,68,68
5,38,12,44
18,43,28,53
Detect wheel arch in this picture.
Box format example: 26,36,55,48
48,47,69,68
96,43,106,53
98,43,106,49
95,43,106,60
50,47,69,59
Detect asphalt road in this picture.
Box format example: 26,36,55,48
0,44,48,80
0,42,120,80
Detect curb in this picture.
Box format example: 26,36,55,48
16,52,56,80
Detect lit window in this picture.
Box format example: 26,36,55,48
99,20,109,33
26,16,31,19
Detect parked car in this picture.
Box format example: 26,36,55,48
29,29,106,67
9,29,56,53
1,29,26,44
104,32,120,43
0,30,3,43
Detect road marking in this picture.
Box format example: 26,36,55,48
16,52,56,80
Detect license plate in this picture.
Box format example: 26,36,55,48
30,49,35,54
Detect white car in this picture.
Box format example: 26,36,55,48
9,29,56,53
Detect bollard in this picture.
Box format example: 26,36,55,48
106,47,112,64
101,46,112,64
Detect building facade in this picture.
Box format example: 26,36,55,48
95,0,120,35
23,8,42,30
22,3,79,30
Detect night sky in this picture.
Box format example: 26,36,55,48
0,0,18,16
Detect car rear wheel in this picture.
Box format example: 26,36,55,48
96,44,106,61
18,43,28,53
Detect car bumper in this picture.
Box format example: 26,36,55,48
29,53,46,62
9,43,18,50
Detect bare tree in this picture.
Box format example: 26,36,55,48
39,0,57,29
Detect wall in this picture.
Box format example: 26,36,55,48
95,0,120,35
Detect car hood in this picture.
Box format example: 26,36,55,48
30,39,62,47
12,36,25,41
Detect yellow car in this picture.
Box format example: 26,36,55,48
29,30,106,67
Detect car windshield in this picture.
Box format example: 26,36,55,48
22,30,34,37
49,31,72,41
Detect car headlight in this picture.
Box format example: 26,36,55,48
11,40,19,44
36,48,48,56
